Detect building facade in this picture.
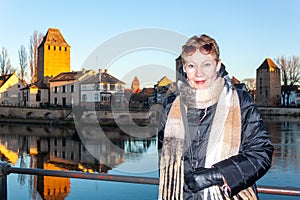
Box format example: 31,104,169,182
80,69,126,109
49,69,95,107
20,81,49,107
256,58,281,106
0,73,25,106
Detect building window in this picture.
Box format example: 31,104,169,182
110,84,115,91
96,84,100,91
54,86,58,93
62,139,66,147
65,47,67,51
36,90,41,101
71,85,74,93
82,85,87,91
117,85,122,91
48,45,50,50
62,86,66,93
54,46,56,50
260,86,262,94
94,93,99,101
82,94,87,102
103,84,108,91
59,46,61,51
54,98,57,105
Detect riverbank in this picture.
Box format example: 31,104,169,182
258,106,300,116
0,106,159,126
1,106,300,126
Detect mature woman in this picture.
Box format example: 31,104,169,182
158,34,273,199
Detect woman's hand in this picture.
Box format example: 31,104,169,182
184,167,224,193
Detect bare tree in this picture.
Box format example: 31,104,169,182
29,30,43,83
276,55,300,106
0,47,14,75
288,56,300,85
18,45,28,82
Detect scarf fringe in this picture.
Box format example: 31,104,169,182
159,138,184,200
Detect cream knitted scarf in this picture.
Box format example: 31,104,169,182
158,77,257,200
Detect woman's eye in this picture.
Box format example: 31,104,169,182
203,63,211,68
187,64,195,69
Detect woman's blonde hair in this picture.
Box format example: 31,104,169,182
181,34,220,62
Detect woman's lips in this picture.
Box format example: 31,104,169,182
195,80,206,84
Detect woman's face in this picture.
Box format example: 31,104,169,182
183,50,221,90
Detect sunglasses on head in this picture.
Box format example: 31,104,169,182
182,43,216,56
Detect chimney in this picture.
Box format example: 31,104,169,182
99,69,102,74
104,69,108,73
82,68,86,73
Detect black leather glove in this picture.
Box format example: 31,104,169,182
185,167,224,193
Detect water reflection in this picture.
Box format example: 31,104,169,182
262,116,300,173
1,116,299,199
0,123,157,200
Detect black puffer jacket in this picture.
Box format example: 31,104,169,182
158,75,274,199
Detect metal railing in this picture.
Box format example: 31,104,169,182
1,162,300,199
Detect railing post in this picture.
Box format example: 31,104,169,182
0,162,10,200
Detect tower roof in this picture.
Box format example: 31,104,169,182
157,76,172,87
38,28,70,48
132,76,140,84
257,58,279,71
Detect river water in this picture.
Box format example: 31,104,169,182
1,115,299,200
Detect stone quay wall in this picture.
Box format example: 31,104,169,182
258,106,300,116
0,106,161,126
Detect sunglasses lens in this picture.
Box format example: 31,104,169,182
200,43,213,54
183,45,196,55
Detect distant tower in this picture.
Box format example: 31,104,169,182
37,28,70,82
256,58,281,106
131,76,141,94
175,55,183,82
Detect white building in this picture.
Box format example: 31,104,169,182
80,69,126,109
49,69,96,107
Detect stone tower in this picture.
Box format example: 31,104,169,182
37,28,70,82
256,58,281,106
131,76,141,94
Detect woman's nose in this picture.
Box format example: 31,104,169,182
195,66,203,76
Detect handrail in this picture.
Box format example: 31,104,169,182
1,162,300,199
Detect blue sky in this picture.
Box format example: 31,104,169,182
1,0,300,86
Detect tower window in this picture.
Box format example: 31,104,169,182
48,45,50,50
54,46,56,50
65,47,67,51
